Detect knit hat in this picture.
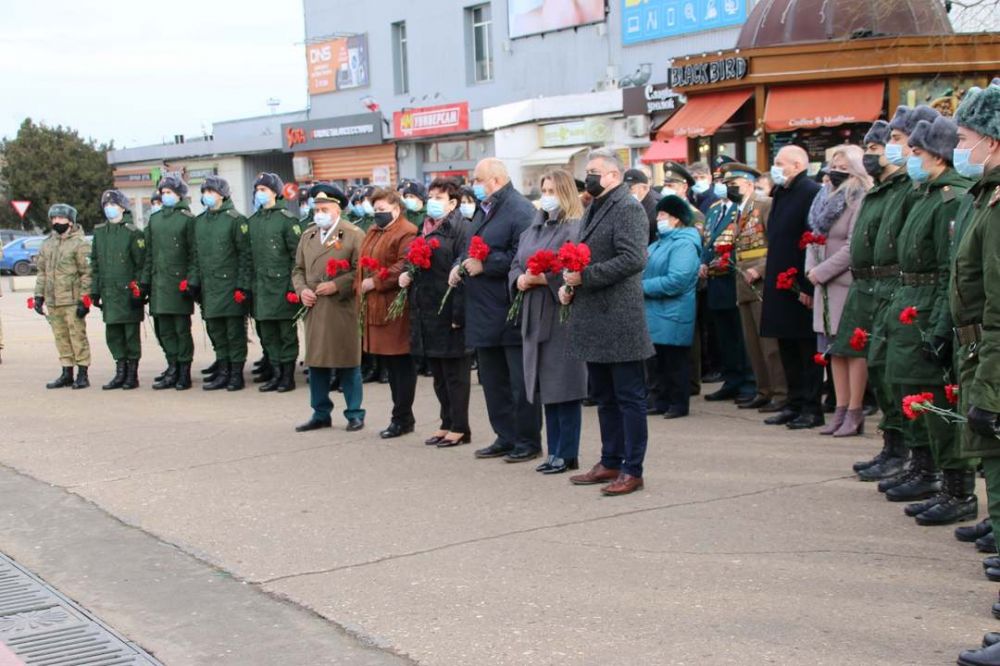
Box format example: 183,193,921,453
955,84,1000,140
889,105,940,136
655,194,693,226
399,180,427,202
101,190,130,210
908,116,959,161
309,183,348,209
48,203,78,223
253,172,284,197
157,172,189,197
863,120,892,146
200,175,231,199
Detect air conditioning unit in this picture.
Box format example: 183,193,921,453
626,115,651,138
292,156,313,180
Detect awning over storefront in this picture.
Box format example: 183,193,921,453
763,80,885,132
640,136,688,164
520,146,589,167
656,89,752,140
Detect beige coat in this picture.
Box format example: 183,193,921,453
292,221,364,369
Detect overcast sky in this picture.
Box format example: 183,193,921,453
0,1,307,148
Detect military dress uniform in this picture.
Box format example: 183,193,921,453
91,211,145,389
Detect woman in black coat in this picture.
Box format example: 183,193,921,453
402,178,472,447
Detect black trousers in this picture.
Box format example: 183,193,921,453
777,337,823,416
651,344,691,415
380,354,417,427
477,345,542,453
429,355,472,434
709,307,754,396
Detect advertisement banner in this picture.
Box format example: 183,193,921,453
622,0,748,45
281,113,384,152
540,118,612,147
306,34,369,96
393,103,470,139
508,0,606,39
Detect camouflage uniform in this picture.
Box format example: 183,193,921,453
35,225,92,367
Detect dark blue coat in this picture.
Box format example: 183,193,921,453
702,201,741,311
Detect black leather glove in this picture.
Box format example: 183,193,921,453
33,296,45,316
968,406,1000,438
75,302,89,319
921,336,952,366
185,282,201,301
90,293,102,309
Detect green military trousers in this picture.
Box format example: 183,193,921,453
257,319,298,364
153,314,193,364
205,317,248,363
105,323,141,361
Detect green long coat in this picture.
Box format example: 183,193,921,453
885,168,972,385
194,199,251,319
91,212,145,324
142,201,200,316
247,205,302,321
950,167,1000,458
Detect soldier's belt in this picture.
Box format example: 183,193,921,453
955,323,983,346
872,264,901,279
737,248,768,261
900,272,941,287
850,266,876,280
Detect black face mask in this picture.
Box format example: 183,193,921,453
726,185,743,204
863,154,883,178
584,174,605,197
52,223,70,235
828,170,850,188
373,212,394,228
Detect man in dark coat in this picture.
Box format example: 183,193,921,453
449,158,542,462
562,149,654,496
624,168,659,244
760,145,824,429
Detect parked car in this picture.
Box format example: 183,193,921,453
0,229,33,246
1,236,46,276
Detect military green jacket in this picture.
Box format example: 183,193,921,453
852,170,910,270
345,210,374,232
34,225,92,307
885,168,972,385
404,208,426,227
91,212,145,324
950,168,1000,457
247,204,302,321
194,199,251,319
141,201,200,316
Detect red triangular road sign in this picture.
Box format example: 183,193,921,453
11,201,30,219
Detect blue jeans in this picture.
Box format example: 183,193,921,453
544,401,582,461
308,366,365,422
588,360,648,478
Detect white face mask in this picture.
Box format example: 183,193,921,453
539,195,560,213
314,212,336,229
661,185,678,198
656,219,673,235
460,203,476,219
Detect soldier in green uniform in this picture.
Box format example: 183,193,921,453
399,180,427,226
247,172,301,393
33,203,92,389
882,116,976,526
347,185,376,232
91,190,146,390
194,176,252,391
141,173,200,391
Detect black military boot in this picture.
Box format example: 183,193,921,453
904,493,946,517
122,360,139,390
885,447,942,502
203,362,230,391
174,363,192,391
46,367,74,389
200,360,219,376
854,429,898,472
276,361,296,393
915,469,978,526
251,355,266,372
253,358,274,384
152,363,178,390
259,362,283,392
72,366,90,389
956,519,992,543
858,430,907,481
154,365,170,382
978,532,997,553
227,362,245,392
102,361,127,390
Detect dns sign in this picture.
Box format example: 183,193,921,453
309,44,331,64
286,127,307,148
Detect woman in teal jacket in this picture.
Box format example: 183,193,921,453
643,195,703,418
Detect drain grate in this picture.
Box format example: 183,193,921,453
0,554,161,665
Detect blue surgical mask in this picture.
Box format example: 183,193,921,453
362,201,374,216
712,182,727,198
906,155,930,182
201,193,218,209
692,180,710,195
770,166,787,187
254,190,272,208
885,143,905,167
103,205,122,221
473,184,487,201
539,195,560,213
404,197,422,212
953,140,986,179
656,219,673,235
460,203,476,219
426,199,447,220
161,193,179,207
151,204,162,214
313,212,334,228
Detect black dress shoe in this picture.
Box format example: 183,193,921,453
543,457,579,474
701,371,723,383
646,407,667,416
764,409,798,425
295,418,331,432
786,414,824,430
979,533,997,553
346,419,364,432
663,410,688,420
504,448,541,463
862,403,879,417
536,456,556,472
984,632,1000,648
704,388,738,401
424,435,445,446
957,518,993,542
437,432,471,447
379,422,414,439
758,400,788,414
739,396,771,410
475,441,514,458
734,394,756,405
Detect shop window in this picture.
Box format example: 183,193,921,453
427,141,470,163
743,138,758,169
467,4,493,83
392,21,409,95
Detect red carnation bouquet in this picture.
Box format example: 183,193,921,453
179,279,189,293
902,391,966,424
776,267,802,295
26,297,35,310
359,256,388,336
557,242,591,323
798,232,830,333
798,231,827,250
945,384,959,405
848,327,870,351
234,289,247,304
80,294,92,309
388,237,439,321
439,235,489,314
897,305,931,346
128,280,142,298
293,258,352,326
813,352,829,367
507,248,559,323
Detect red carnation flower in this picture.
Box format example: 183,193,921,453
26,297,35,309
849,327,870,352
377,267,391,282
813,353,828,366
798,232,814,250
526,249,558,276
360,256,381,272
286,291,300,304
557,242,592,273
179,279,189,292
128,280,141,298
326,258,351,278
429,238,441,250
945,384,959,405
902,392,936,420
813,234,827,246
81,294,92,308
899,306,919,325
468,235,491,262
234,290,246,304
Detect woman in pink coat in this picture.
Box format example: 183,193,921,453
805,145,872,437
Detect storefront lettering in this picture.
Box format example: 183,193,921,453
669,56,748,88
787,115,857,128
286,127,307,148
312,124,375,138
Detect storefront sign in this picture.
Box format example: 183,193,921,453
113,168,156,189
623,0,749,45
306,34,370,96
540,118,612,147
281,113,384,152
393,102,470,139
669,56,748,88
623,82,679,116
185,167,218,185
